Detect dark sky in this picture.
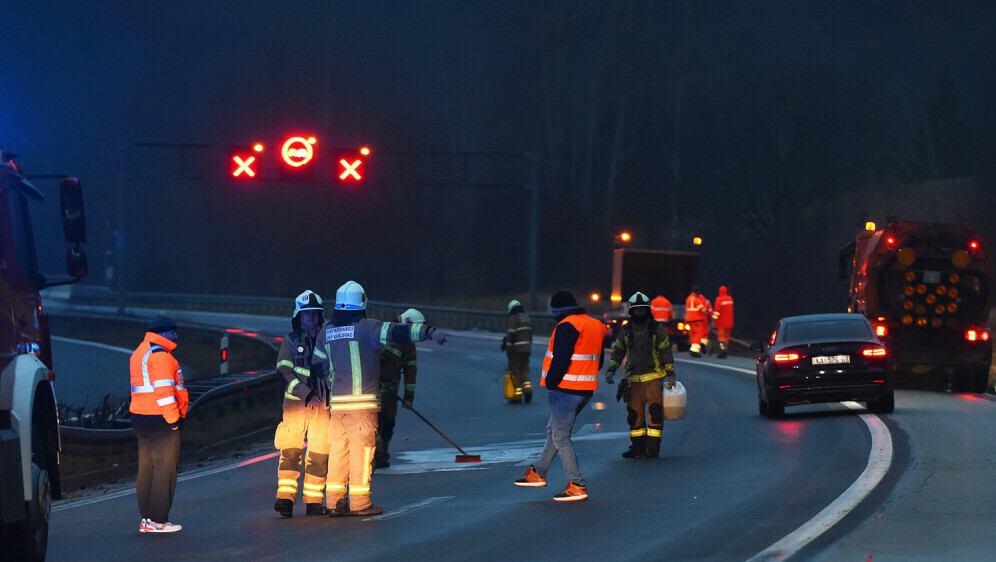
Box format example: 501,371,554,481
3,1,994,330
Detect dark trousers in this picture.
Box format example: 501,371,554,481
132,414,181,523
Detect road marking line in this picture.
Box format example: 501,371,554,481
51,336,132,354
53,452,280,512
746,402,893,561
363,496,455,521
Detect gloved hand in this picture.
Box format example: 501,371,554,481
605,370,616,385
306,391,324,408
402,394,414,410
428,327,449,344
665,374,676,390
170,419,181,431
616,378,630,402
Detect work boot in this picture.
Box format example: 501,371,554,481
718,342,728,359
622,436,647,458
523,383,533,403
328,498,350,517
553,482,588,502
273,498,293,518
351,505,384,516
689,345,701,358
514,465,547,487
645,436,661,458
305,503,328,516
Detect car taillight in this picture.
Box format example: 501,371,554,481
875,325,887,337
862,347,887,357
965,329,991,342
774,353,800,363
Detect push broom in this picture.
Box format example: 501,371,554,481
399,396,481,463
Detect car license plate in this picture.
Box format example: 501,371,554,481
812,355,850,365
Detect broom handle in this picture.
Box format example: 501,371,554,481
399,395,471,456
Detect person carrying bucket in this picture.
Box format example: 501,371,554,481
604,292,677,459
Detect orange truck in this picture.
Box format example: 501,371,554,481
839,220,992,392
1,151,87,560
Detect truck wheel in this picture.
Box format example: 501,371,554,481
7,461,50,561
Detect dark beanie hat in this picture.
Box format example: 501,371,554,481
549,290,578,311
148,314,177,334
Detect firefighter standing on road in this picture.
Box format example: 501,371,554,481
712,286,734,359
313,281,448,516
685,285,711,357
502,299,534,403
130,315,188,534
605,293,676,458
375,308,424,469
273,290,331,517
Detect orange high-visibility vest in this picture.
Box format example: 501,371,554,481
713,286,734,329
651,295,673,322
540,314,605,391
684,292,708,324
129,332,188,424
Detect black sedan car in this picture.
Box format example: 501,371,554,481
753,313,894,418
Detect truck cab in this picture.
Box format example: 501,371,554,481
1,151,87,560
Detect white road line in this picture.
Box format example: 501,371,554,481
363,496,455,521
746,402,893,561
51,336,132,354
53,452,279,512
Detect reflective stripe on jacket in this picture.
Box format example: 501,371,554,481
650,296,673,322
129,332,188,423
313,318,429,412
684,292,709,324
276,330,322,404
506,312,533,353
713,287,734,329
541,313,605,391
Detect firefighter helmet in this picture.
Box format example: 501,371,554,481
335,280,367,310
628,292,651,309
399,308,425,324
293,290,324,318
507,299,521,313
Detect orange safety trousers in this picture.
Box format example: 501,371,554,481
325,410,378,511
274,403,330,503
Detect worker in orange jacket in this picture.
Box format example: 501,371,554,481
712,286,734,358
651,292,674,323
130,315,188,534
685,285,710,358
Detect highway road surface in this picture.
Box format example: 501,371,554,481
46,309,995,561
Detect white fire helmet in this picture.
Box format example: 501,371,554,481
507,299,521,313
335,280,367,310
293,290,324,318
628,292,651,309
398,308,425,324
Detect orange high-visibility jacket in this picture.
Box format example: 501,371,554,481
651,295,673,322
129,332,188,424
712,286,734,329
684,292,709,325
540,313,605,391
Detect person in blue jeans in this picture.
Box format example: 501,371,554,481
514,290,605,501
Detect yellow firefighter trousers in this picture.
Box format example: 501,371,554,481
274,402,330,503
326,410,378,511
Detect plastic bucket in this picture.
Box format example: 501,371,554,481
663,381,687,420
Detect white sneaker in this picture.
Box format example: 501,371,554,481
140,519,181,533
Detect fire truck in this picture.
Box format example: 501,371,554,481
839,220,992,392
1,151,87,560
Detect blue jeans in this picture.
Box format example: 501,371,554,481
535,390,591,486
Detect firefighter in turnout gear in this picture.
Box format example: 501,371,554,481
502,299,534,403
605,292,676,458
712,286,734,358
314,281,449,516
685,285,711,357
273,290,331,517
375,308,424,469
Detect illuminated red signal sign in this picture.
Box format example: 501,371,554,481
336,146,370,183
281,136,316,168
229,144,264,180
